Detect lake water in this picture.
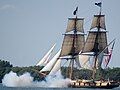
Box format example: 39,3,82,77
0,84,120,90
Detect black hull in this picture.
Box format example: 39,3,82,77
71,84,119,89
70,80,119,89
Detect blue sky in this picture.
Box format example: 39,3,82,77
0,0,120,67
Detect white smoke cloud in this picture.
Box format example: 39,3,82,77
2,71,33,87
2,71,71,87
44,70,71,87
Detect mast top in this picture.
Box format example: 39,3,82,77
95,2,102,15
89,2,106,30
73,7,78,17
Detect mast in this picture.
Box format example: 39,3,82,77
60,7,85,79
69,14,77,79
92,2,102,80
82,2,108,80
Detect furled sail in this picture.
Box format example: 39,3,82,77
83,31,108,54
60,34,85,57
66,18,84,33
90,15,106,30
40,49,61,72
36,43,56,66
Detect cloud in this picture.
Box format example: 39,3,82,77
0,4,15,11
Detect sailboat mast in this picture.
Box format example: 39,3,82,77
92,3,102,80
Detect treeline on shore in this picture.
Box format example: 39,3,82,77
0,60,120,83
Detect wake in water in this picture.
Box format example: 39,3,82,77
2,71,71,87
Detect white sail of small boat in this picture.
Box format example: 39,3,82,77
49,58,61,75
40,49,61,72
36,43,56,66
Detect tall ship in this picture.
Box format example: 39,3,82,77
58,2,119,89
37,2,119,89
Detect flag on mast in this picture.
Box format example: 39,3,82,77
73,7,78,15
104,40,115,68
95,2,102,7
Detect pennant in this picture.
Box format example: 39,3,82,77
95,2,102,7
73,7,78,15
